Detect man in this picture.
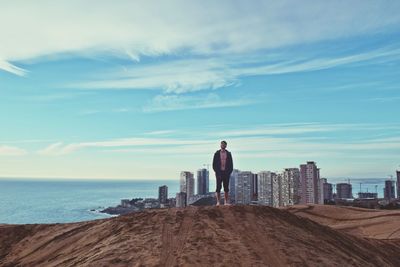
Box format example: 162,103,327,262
212,140,233,206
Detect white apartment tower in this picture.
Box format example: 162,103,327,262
299,161,320,204
257,171,275,206
229,169,240,203
235,171,253,204
283,168,300,205
180,171,194,203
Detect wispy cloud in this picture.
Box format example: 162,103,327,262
76,58,239,93
0,60,27,76
37,138,212,156
363,96,400,102
78,108,133,116
0,145,27,156
36,122,400,157
74,45,400,93
0,139,55,144
37,142,65,156
1,1,400,76
215,122,400,137
146,130,176,135
142,93,256,112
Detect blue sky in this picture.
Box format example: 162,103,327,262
0,1,400,180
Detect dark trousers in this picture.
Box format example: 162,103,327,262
216,170,230,193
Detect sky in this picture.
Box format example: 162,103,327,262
0,0,400,180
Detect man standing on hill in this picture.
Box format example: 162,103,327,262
212,140,233,206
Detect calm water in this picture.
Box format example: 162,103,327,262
0,177,391,224
0,178,179,224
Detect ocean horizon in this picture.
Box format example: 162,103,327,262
0,178,180,224
0,176,391,225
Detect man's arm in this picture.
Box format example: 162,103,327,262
228,152,233,174
212,152,218,173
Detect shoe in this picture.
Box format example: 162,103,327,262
216,202,220,206
224,202,232,206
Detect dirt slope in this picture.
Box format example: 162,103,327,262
283,204,400,239
1,205,400,267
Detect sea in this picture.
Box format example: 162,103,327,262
0,178,179,224
0,177,391,225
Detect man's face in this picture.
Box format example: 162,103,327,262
220,142,227,150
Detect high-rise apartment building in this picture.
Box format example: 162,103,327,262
176,192,187,208
257,171,275,206
252,173,258,201
229,169,240,203
322,180,333,203
299,161,320,204
336,183,352,199
180,171,194,203
158,185,168,205
283,168,300,205
397,170,400,200
197,168,209,195
384,179,396,200
235,171,253,204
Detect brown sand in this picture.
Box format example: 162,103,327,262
282,204,400,239
1,205,400,267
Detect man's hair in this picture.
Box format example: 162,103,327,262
221,140,227,145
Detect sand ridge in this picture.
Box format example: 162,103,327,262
283,204,400,240
1,205,400,266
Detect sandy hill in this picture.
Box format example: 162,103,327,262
1,205,400,267
282,204,400,239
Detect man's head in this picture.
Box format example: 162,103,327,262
220,140,227,150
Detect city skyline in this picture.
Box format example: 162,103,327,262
1,1,400,180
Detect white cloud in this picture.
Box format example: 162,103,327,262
0,60,27,76
146,130,176,135
1,139,55,144
74,45,400,93
37,142,65,156
38,138,212,155
363,96,400,103
36,122,400,157
0,145,27,156
73,57,238,93
214,122,400,137
1,0,400,77
142,93,256,112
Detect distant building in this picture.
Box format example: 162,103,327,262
257,171,275,206
280,171,291,207
197,168,209,195
142,198,159,209
358,192,378,199
318,178,326,204
180,171,188,192
397,170,400,200
252,173,258,201
322,180,333,203
384,179,396,200
158,185,168,205
229,169,240,203
121,199,131,208
283,168,300,205
176,192,187,208
235,171,253,204
180,171,194,203
168,197,176,208
299,161,320,204
257,170,296,207
186,174,195,202
272,173,281,208
336,183,352,199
